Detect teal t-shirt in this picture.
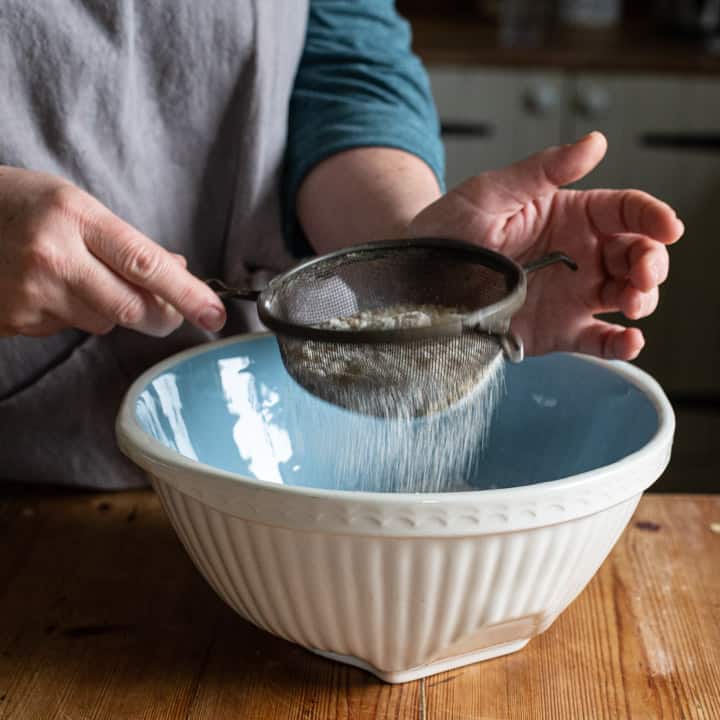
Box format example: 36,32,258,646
283,0,446,254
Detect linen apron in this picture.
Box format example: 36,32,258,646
0,0,309,488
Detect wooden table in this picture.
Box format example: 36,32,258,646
1,490,718,719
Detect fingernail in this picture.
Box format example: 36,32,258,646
566,132,593,149
199,305,226,332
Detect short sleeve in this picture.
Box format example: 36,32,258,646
282,0,445,256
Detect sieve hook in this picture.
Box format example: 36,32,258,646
523,252,578,274
205,278,260,302
500,332,524,363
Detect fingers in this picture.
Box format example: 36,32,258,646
57,292,116,335
483,131,608,205
586,189,684,244
69,253,186,337
603,235,669,291
0,172,204,339
600,233,666,321
0,307,107,339
600,280,659,320
0,313,67,338
575,322,645,361
83,212,226,332
135,290,185,337
12,267,186,338
2,300,113,338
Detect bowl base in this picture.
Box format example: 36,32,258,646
310,638,530,684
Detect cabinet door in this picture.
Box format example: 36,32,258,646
568,74,720,395
428,67,565,189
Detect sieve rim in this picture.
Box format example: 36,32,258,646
256,237,526,343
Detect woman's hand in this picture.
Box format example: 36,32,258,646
0,167,226,338
406,132,684,360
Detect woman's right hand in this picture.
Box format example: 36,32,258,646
0,166,227,338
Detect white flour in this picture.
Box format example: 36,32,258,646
284,304,507,493
316,304,464,331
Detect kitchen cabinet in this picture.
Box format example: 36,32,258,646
428,67,566,186
428,67,720,396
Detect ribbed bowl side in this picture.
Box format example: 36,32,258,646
154,478,639,674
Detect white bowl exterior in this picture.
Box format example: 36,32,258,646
116,339,675,681
154,473,639,678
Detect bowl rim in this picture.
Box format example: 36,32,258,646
115,331,675,506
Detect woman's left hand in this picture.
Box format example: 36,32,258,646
405,132,684,360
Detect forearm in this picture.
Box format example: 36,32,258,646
283,0,444,257
297,147,442,255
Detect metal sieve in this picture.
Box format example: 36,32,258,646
207,238,577,416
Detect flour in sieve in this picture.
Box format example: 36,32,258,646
283,304,501,417
316,304,464,331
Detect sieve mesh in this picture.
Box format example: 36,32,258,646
278,332,504,417
266,246,513,327
211,241,577,417
257,243,524,417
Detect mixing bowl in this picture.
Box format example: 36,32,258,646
116,333,674,683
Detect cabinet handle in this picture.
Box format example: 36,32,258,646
440,121,494,138
523,85,560,115
573,86,610,118
640,132,720,151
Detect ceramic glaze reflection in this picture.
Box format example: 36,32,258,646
217,357,291,484
134,336,659,492
136,373,198,461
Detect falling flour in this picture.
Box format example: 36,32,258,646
282,304,507,493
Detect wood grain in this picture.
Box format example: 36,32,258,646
0,491,718,719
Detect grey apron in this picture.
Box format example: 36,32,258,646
0,0,308,488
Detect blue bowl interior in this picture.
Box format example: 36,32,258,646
134,335,659,492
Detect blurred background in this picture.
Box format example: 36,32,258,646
397,0,720,492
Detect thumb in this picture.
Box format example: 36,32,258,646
485,131,608,204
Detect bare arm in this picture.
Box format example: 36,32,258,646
296,148,442,255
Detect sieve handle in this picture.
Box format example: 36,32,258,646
523,252,578,274
205,278,261,302
500,332,524,363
